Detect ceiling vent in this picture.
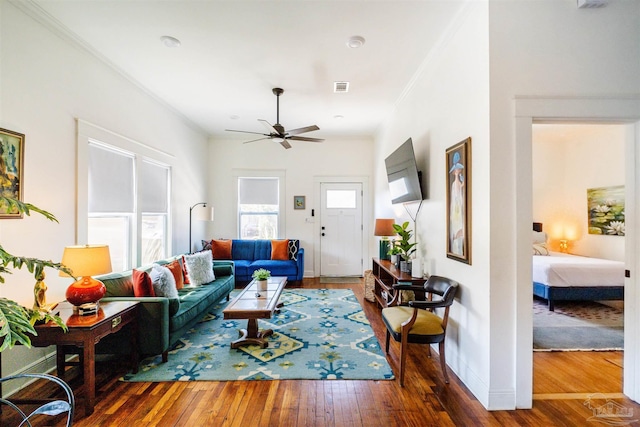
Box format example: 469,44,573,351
334,81,350,93
577,0,610,8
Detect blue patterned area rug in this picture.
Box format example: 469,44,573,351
121,288,394,381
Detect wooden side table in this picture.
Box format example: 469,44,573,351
29,300,139,415
371,258,425,308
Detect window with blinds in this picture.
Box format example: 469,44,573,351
87,141,170,269
238,177,279,239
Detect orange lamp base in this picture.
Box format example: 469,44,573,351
66,276,106,306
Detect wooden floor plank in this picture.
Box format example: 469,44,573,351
6,278,640,427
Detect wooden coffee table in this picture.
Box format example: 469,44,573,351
223,276,287,349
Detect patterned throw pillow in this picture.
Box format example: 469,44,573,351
183,250,216,286
287,239,299,261
150,264,179,298
201,240,212,251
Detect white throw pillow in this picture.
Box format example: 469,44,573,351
533,242,550,256
150,264,179,298
183,250,216,286
532,231,547,244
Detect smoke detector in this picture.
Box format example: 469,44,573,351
334,82,350,93
577,0,610,8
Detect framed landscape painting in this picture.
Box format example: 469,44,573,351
0,128,24,218
446,137,471,264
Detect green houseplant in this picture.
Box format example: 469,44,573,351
0,196,70,351
252,268,271,281
390,221,417,273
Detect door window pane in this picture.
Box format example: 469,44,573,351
326,190,357,209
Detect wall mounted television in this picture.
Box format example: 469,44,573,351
385,138,424,204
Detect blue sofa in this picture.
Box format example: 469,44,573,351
223,239,304,283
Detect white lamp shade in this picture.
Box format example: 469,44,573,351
60,245,113,278
194,206,214,222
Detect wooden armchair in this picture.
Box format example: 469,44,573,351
381,275,459,386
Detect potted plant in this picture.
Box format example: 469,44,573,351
252,268,271,291
387,245,402,267
390,221,417,273
0,196,71,351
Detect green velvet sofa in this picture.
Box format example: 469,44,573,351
95,257,234,362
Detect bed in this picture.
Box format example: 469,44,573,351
531,224,625,311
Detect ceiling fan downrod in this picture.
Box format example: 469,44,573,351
273,87,283,128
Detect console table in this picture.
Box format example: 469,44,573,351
371,258,425,308
29,300,139,415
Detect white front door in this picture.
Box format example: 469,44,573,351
320,182,363,276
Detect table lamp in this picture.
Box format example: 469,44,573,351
374,218,396,260
60,245,112,313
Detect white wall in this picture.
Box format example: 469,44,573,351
207,136,373,277
375,1,492,406
0,1,209,376
490,0,640,409
533,123,628,260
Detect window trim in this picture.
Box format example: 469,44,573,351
233,169,286,239
77,119,174,268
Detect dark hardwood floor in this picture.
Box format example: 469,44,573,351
3,278,639,426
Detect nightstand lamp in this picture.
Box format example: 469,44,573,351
60,245,112,314
374,218,396,260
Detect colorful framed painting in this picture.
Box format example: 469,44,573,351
0,128,24,219
446,137,472,264
294,195,306,210
587,185,625,236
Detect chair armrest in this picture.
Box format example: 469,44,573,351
409,299,448,310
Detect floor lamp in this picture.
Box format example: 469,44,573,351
374,218,396,260
189,202,214,252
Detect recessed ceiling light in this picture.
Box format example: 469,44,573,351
334,115,344,120
346,35,365,49
230,115,240,120
160,35,181,48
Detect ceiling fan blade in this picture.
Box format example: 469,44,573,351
226,129,269,136
286,125,320,136
258,119,278,135
242,137,270,144
288,136,324,142
280,140,292,149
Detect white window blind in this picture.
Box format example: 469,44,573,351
140,160,169,213
88,142,134,213
239,178,279,205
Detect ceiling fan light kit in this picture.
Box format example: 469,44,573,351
225,87,324,149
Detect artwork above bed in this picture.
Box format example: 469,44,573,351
587,185,625,236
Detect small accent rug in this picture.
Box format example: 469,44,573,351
121,288,394,381
319,276,362,284
533,298,623,351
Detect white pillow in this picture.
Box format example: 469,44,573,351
533,242,550,256
532,231,547,244
183,250,216,286
150,264,179,298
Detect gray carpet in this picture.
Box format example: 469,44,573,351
533,299,623,351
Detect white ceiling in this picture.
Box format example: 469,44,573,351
30,0,465,140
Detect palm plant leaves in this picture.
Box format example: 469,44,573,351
0,197,70,350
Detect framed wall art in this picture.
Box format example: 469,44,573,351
0,128,25,219
587,185,625,236
294,195,306,210
446,137,471,264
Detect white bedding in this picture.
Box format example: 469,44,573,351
532,251,625,288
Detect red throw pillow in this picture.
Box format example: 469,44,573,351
181,255,191,284
271,239,290,260
133,269,155,297
211,239,232,259
165,259,185,290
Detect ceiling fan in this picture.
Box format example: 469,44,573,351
226,87,324,149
